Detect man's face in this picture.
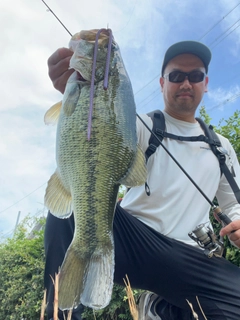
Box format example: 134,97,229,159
160,54,208,121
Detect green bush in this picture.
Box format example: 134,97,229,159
0,217,45,320
0,216,139,320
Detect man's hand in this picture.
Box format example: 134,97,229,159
220,219,240,248
47,47,74,94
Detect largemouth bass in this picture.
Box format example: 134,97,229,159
44,29,147,310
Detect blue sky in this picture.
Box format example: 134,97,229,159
0,0,240,237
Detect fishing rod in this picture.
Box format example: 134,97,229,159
41,0,232,257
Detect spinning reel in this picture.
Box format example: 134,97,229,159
188,206,232,258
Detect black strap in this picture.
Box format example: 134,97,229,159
195,117,222,148
196,117,240,204
145,110,240,204
145,110,165,161
159,132,209,142
145,111,212,161
221,164,240,203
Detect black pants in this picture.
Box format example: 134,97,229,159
44,203,240,320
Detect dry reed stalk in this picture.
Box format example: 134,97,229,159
49,271,75,320
54,272,59,320
67,307,73,320
186,299,199,319
196,296,208,320
40,289,47,320
123,274,138,320
50,272,60,320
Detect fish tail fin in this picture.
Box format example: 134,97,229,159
58,245,88,310
81,236,114,310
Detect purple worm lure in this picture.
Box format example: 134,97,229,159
87,28,113,140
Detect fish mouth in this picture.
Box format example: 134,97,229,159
69,55,93,82
67,70,89,83
79,29,110,43
76,71,87,82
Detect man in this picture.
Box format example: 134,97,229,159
45,40,240,320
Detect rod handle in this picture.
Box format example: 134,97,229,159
213,207,232,226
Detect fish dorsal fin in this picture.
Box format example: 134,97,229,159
44,101,62,125
119,144,147,187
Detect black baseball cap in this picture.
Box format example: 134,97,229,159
161,41,212,76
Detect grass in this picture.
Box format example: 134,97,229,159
40,273,207,320
123,275,138,320
40,272,73,320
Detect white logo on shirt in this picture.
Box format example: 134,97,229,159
200,146,211,150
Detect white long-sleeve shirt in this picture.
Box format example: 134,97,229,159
121,111,240,247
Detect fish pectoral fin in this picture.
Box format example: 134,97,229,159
44,170,72,218
44,101,62,125
119,144,147,188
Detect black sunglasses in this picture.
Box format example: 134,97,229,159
163,70,206,83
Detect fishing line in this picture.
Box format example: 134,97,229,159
113,0,137,34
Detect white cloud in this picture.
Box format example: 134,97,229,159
207,84,240,111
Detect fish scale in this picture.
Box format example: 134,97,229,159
44,29,147,310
